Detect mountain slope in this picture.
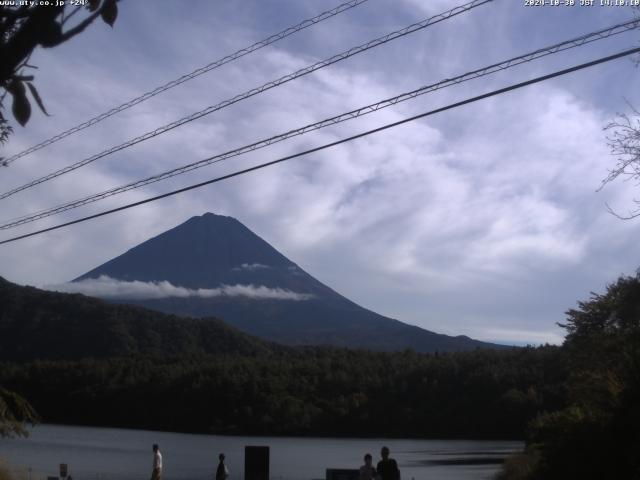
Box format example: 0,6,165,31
0,276,275,361
74,213,506,352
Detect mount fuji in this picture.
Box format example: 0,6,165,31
72,213,506,352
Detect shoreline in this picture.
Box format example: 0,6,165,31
22,422,524,443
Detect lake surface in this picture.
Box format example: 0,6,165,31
0,425,521,480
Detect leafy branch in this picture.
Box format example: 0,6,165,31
0,387,39,438
0,0,119,148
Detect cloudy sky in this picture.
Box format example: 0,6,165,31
2,0,640,345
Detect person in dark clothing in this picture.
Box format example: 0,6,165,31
376,447,400,480
216,453,229,480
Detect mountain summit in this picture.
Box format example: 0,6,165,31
74,213,504,352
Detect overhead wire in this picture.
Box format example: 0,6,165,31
1,0,371,166
2,46,639,245
1,18,638,230
0,0,493,200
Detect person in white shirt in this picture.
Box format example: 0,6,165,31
151,444,163,480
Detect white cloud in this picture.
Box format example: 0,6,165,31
232,263,270,271
45,275,314,301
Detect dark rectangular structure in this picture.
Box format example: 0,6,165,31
245,446,269,480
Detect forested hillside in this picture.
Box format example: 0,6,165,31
0,347,565,439
0,276,276,360
0,276,569,440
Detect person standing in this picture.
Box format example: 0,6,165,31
216,453,229,480
151,444,163,480
376,447,399,480
359,453,377,480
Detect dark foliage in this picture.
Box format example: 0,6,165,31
0,0,118,147
0,346,565,439
0,276,567,439
0,276,277,360
499,274,640,479
0,387,38,438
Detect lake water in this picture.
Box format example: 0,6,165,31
0,425,521,480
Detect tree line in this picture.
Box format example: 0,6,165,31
1,276,566,440
0,346,565,439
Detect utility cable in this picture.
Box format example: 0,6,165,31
0,0,492,200
1,0,370,166
1,46,638,246
1,18,638,230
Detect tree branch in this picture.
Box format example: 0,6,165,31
0,6,62,82
605,202,640,220
56,1,110,44
60,5,83,26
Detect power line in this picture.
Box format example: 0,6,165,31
2,46,638,246
0,0,492,200
2,18,638,230
1,0,371,166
